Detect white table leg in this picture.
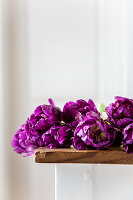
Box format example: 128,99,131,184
55,164,94,200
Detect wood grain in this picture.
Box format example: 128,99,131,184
35,147,133,164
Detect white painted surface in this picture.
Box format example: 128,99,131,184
0,0,4,199
56,164,133,200
1,0,133,200
93,165,133,200
55,164,94,200
29,159,55,200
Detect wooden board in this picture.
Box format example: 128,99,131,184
35,147,133,164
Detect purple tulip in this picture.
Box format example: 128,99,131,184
123,123,133,153
105,96,133,130
73,111,115,150
42,124,73,148
72,134,88,150
112,130,123,147
11,99,61,156
61,101,79,124
61,99,100,125
76,99,100,116
11,124,42,156
27,99,61,133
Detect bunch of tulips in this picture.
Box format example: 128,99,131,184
11,96,133,156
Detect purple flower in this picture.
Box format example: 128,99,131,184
61,99,100,126
106,96,133,130
73,112,115,150
27,99,61,133
11,99,61,156
72,134,88,150
77,99,100,116
112,130,123,147
123,123,133,153
42,124,73,148
61,101,79,124
11,124,42,156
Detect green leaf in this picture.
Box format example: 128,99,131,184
98,103,108,120
70,145,74,149
99,103,107,114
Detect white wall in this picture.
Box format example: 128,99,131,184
0,0,4,199
1,0,133,200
